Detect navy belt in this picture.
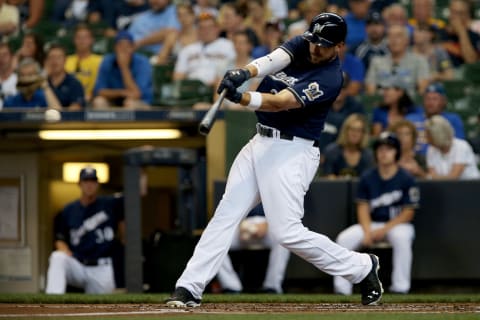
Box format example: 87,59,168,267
256,124,320,147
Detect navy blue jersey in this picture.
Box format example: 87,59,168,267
356,168,419,222
54,195,124,261
255,36,344,140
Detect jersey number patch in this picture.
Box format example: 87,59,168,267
302,82,324,101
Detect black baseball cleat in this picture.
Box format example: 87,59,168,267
165,287,201,308
359,254,384,306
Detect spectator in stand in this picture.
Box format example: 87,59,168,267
0,43,17,109
371,76,421,137
193,0,218,17
319,74,365,151
321,114,374,178
389,120,428,178
14,31,45,68
3,58,61,109
287,0,327,38
0,0,20,38
252,20,284,59
412,24,454,81
243,0,271,46
65,24,103,102
92,31,153,109
218,2,259,48
7,0,43,30
343,0,371,52
267,0,288,21
52,0,89,27
334,132,420,295
406,82,465,154
87,0,150,35
355,11,389,71
152,3,198,65
438,0,480,67
408,0,446,33
366,24,431,97
425,115,480,179
339,42,365,96
128,0,180,55
173,12,235,87
45,44,85,110
382,3,414,36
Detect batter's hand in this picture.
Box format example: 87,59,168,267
217,69,251,94
219,79,242,103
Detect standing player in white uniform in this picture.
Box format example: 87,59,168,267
166,13,383,307
45,167,124,294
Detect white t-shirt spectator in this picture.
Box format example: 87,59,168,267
427,138,480,179
0,73,18,109
174,38,236,86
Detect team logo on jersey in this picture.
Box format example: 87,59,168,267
270,72,298,86
302,82,324,101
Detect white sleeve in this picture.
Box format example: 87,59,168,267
452,140,474,164
247,48,291,78
174,47,189,74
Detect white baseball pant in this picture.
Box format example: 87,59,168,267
216,217,290,293
175,132,373,299
45,251,115,294
333,222,415,294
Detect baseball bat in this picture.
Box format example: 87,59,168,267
198,89,227,135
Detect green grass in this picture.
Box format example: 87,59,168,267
1,293,480,304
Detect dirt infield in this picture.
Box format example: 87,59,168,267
0,303,479,317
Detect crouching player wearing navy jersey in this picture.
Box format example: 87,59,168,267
334,132,420,295
167,13,384,308
45,167,124,294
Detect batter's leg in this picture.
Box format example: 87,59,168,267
175,138,261,299
333,224,365,294
386,223,415,293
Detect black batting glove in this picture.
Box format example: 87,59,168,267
217,68,251,94
220,79,242,103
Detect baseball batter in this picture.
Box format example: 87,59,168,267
166,13,383,307
45,167,124,294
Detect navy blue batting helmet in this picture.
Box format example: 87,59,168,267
373,132,401,161
303,13,347,47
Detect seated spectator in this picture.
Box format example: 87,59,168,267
51,0,89,27
7,0,44,30
425,115,480,179
193,0,218,18
408,0,446,33
319,75,365,151
406,82,465,154
45,44,85,110
3,58,61,109
355,11,389,71
216,204,290,294
0,43,18,109
173,13,235,86
382,3,413,35
267,0,288,21
14,31,45,68
243,0,272,46
366,24,431,97
389,120,427,178
87,0,150,33
65,24,103,102
0,0,20,38
371,77,421,137
339,42,365,96
321,114,374,178
128,0,180,55
251,20,284,59
412,25,454,81
334,132,420,295
343,0,371,52
152,3,197,65
92,31,153,109
438,0,480,67
218,2,259,48
287,0,326,38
